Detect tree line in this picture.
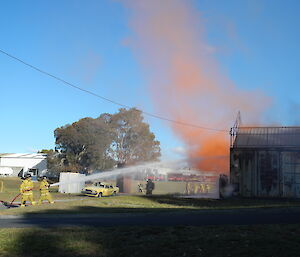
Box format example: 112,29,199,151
41,108,161,174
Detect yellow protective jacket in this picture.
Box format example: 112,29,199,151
39,179,50,193
20,180,34,195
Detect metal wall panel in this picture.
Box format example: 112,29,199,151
240,151,255,197
230,147,300,198
230,150,256,197
282,152,300,197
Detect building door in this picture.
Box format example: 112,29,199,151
281,152,300,198
257,151,280,197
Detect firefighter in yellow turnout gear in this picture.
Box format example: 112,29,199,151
20,174,36,207
38,176,54,205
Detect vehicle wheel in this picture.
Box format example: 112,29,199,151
113,191,117,196
98,192,102,198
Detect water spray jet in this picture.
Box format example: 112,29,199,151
52,160,225,199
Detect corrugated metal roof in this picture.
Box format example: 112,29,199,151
233,127,300,148
0,153,47,159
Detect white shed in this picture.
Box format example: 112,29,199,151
58,172,85,193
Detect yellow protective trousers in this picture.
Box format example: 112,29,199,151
20,180,36,207
38,179,54,204
38,190,54,204
21,193,35,206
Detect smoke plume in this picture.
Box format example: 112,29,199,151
123,0,270,173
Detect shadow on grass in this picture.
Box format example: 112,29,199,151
3,221,300,257
141,195,300,208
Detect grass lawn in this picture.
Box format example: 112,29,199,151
1,178,300,257
0,224,299,257
1,177,300,216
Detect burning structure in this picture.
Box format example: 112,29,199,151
116,166,221,199
230,126,300,198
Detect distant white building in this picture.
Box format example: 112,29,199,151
0,153,47,177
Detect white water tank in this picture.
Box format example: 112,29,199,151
58,172,85,193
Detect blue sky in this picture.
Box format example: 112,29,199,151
1,0,300,158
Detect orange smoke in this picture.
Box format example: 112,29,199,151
123,0,270,173
189,134,229,172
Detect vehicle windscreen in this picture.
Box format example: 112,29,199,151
94,183,105,187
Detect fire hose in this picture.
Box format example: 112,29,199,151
0,193,21,208
8,193,21,207
0,188,35,208
0,183,53,208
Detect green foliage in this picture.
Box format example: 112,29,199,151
38,149,51,154
110,108,161,166
52,108,161,172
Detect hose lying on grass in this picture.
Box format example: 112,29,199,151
0,193,21,208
